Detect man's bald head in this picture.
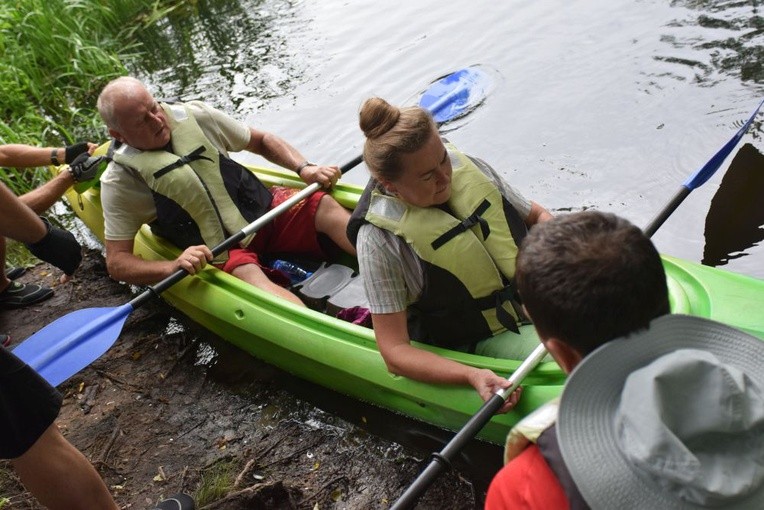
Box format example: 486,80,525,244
97,77,151,131
97,77,170,150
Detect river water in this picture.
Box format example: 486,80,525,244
133,0,764,279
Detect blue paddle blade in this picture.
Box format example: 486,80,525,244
418,67,492,123
13,303,134,387
684,98,764,190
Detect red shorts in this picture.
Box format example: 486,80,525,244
220,186,328,278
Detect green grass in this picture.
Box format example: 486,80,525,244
194,458,239,507
0,0,185,195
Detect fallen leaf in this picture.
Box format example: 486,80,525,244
153,466,166,483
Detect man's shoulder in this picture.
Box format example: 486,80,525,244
101,160,148,194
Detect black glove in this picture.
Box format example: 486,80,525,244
68,153,106,183
25,217,82,276
64,142,90,164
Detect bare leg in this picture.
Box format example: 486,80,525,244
314,195,356,256
231,262,305,306
11,424,118,510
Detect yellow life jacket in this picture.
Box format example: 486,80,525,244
353,144,528,348
111,103,271,263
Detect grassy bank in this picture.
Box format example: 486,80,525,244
0,0,184,194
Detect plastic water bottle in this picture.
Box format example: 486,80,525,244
271,260,313,284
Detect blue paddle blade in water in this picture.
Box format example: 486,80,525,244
684,98,764,190
419,67,492,124
13,304,134,386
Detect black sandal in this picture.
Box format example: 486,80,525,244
0,281,54,309
153,493,195,510
6,267,26,280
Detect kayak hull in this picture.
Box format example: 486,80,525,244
61,162,764,444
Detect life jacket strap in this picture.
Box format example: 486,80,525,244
153,145,213,179
431,199,492,250
474,286,521,334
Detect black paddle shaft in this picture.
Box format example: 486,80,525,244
643,186,692,238
391,394,505,510
128,154,364,310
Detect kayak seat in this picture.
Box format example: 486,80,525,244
326,276,370,317
294,263,354,312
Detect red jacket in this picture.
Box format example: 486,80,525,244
485,444,569,510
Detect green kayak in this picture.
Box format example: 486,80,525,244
61,162,764,445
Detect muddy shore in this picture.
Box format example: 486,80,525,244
0,250,491,509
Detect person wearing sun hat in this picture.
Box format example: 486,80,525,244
486,210,764,509
558,314,764,510
486,210,671,509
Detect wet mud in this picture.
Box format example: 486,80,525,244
0,250,484,509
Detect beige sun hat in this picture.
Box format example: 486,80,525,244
557,314,764,510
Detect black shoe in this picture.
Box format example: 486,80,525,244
153,493,195,510
0,334,10,347
6,267,26,280
0,282,54,309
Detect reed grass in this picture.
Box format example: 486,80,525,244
0,0,182,195
195,458,239,507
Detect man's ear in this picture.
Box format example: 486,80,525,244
108,128,124,143
543,338,583,375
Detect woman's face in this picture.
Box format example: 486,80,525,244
383,130,452,208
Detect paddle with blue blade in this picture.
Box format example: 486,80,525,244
13,66,494,387
340,66,492,173
390,98,764,510
419,67,491,124
645,98,764,236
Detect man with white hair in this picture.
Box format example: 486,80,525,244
96,77,355,306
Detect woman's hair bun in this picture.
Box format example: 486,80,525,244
359,97,401,139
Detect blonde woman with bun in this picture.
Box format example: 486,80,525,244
347,98,552,411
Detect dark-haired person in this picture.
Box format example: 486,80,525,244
96,77,355,306
346,97,552,410
487,210,764,510
486,211,671,509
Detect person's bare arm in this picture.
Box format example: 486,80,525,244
372,311,521,413
18,172,76,214
0,143,96,168
526,201,553,226
0,183,47,243
105,239,213,285
245,128,339,188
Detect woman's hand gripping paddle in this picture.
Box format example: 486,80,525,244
12,66,495,387
390,97,764,510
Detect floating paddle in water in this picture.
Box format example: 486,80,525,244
419,67,492,124
13,67,494,387
341,65,493,173
390,98,764,510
